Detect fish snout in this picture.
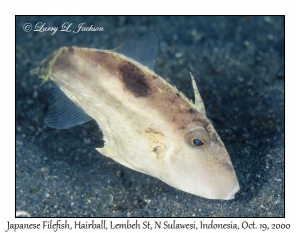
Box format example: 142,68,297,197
225,183,240,200
205,172,240,200
217,181,240,200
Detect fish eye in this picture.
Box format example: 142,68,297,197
192,138,204,147
185,127,209,149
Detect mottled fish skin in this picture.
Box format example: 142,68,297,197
32,42,239,200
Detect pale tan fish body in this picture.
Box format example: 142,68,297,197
31,34,240,199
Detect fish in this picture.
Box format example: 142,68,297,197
30,33,240,200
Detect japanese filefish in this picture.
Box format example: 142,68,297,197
30,33,239,199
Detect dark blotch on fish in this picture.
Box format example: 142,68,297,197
119,61,151,97
188,108,197,114
68,47,75,54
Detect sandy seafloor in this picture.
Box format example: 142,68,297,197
16,16,284,217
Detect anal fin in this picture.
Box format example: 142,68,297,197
44,82,92,129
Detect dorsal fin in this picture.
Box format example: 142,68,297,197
44,82,92,129
112,32,158,71
190,72,206,114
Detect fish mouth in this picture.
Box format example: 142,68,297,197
219,182,240,200
199,177,240,200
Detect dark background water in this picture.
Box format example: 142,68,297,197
16,16,284,217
